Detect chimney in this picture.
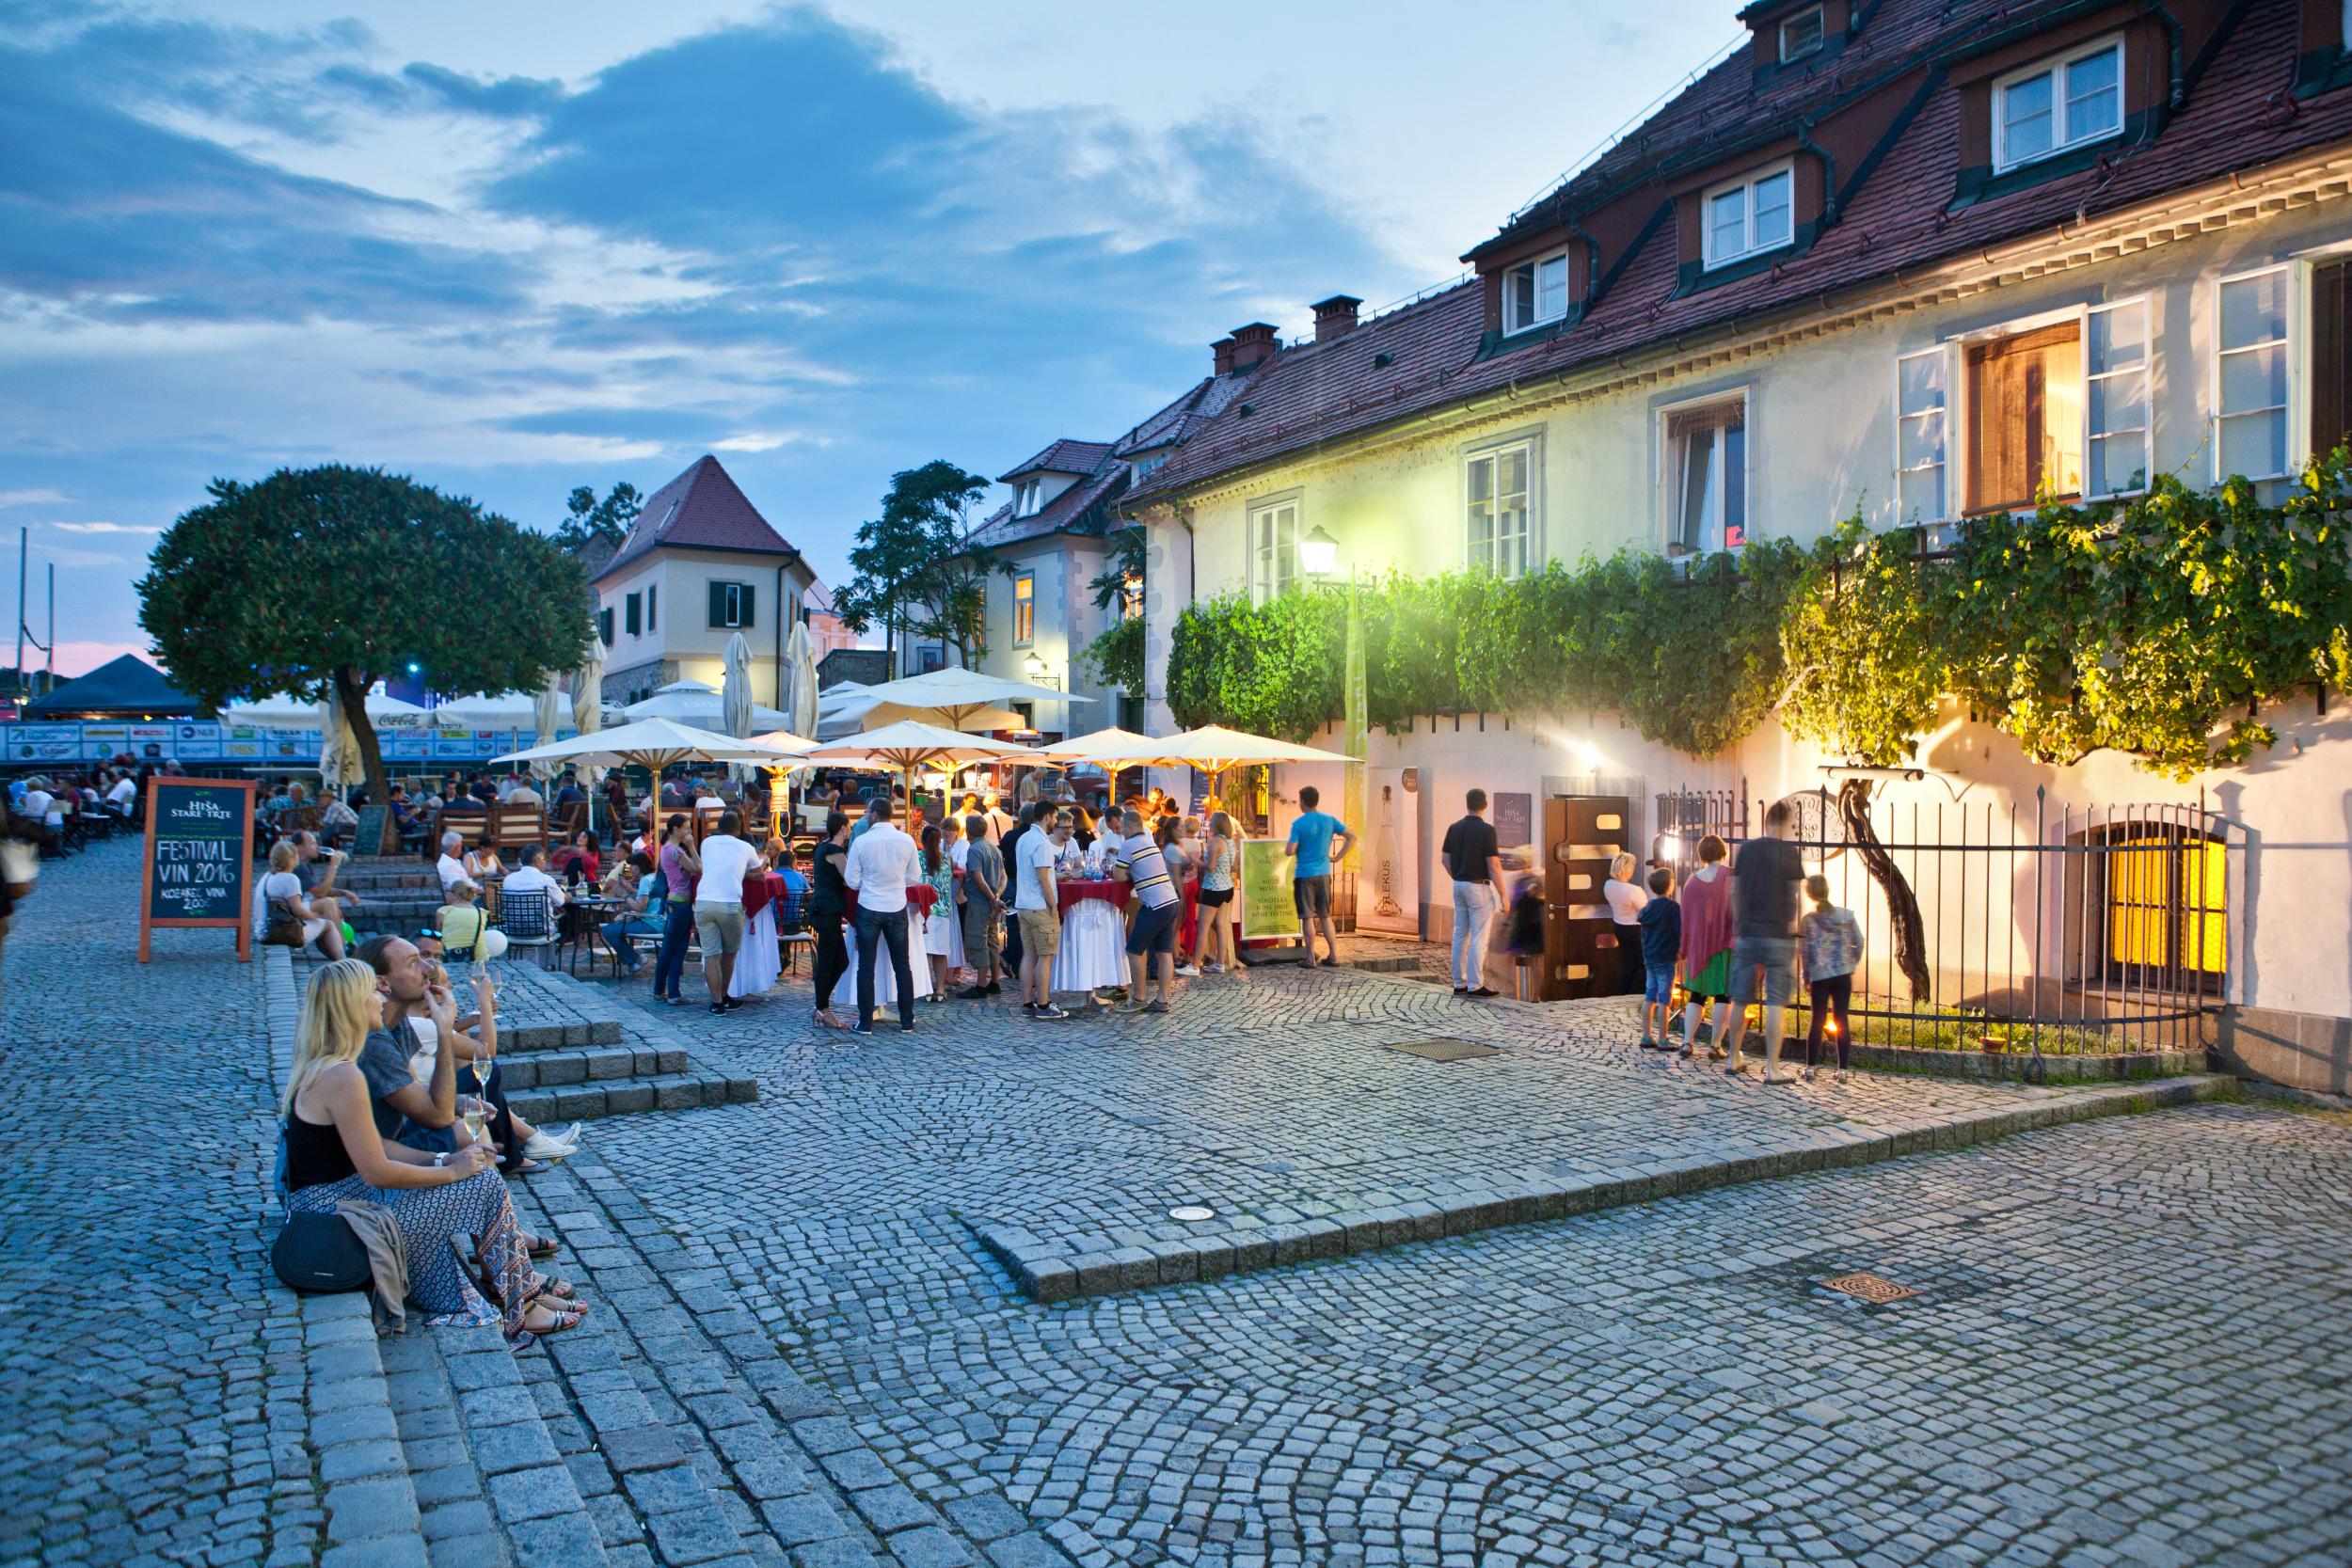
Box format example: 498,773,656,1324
1212,336,1237,376
1228,322,1280,372
1311,295,1362,343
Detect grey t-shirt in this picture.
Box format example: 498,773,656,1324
1732,835,1805,939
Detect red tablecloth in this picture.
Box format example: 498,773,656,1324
742,871,789,921
842,885,938,917
1057,878,1129,914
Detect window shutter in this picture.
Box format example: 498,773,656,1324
2313,260,2351,460
738,584,754,627
1966,323,2077,513
707,581,726,627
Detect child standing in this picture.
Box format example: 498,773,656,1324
1635,866,1681,1050
1502,873,1546,1001
1800,874,1864,1083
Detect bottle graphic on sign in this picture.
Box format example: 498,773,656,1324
1373,784,1401,919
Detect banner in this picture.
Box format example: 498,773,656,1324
8,723,81,762
1238,838,1299,942
1359,767,1420,936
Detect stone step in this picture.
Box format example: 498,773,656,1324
381,1318,611,1568
294,1291,437,1568
505,1069,756,1125
495,1043,690,1092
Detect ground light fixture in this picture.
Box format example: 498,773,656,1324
1168,1205,1216,1222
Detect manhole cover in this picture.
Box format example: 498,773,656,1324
1819,1272,1917,1305
1386,1037,1502,1062
1168,1205,1216,1222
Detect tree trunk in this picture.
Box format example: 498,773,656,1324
1837,777,1931,1003
332,665,397,855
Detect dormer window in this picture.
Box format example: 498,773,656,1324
1702,163,1794,271
1993,37,2122,173
1014,479,1042,516
1503,250,1570,334
1779,6,1823,61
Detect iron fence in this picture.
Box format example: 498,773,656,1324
1651,781,2223,1074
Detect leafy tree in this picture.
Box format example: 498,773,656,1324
556,483,642,550
139,466,592,847
1077,526,1148,695
834,461,996,666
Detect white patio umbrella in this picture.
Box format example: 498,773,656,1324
815,688,1021,741
1081,725,1356,821
803,720,1033,800
851,667,1093,731
625,677,788,732
493,717,818,776
1029,725,1152,800
530,676,564,780
317,689,363,793
784,620,819,740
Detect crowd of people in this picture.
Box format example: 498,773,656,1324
8,763,151,849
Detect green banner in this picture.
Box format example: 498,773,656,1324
1238,838,1299,942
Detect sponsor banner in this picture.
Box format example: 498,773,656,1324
1237,838,1300,942
1359,767,1421,937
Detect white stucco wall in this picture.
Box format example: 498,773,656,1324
597,547,816,705
1136,197,2352,1022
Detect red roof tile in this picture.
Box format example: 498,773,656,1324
998,439,1116,483
1133,0,2352,505
593,455,803,584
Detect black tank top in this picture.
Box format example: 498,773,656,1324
284,1111,358,1192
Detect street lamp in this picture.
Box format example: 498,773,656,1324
1300,525,1340,580
1023,649,1049,682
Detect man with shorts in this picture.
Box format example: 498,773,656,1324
1014,809,1072,1020
691,810,762,1015
1111,809,1182,1016
1717,800,1807,1084
1283,785,1355,969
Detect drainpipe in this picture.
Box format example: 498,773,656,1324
1565,215,1599,313
2150,0,2185,108
1798,113,1839,223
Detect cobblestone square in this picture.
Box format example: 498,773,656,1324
7,840,2351,1567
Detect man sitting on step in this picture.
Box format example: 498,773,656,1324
354,934,580,1176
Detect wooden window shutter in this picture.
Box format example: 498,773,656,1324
738,583,754,627
1966,322,2078,513
2312,260,2351,460
707,581,726,626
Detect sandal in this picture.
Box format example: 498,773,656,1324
521,1233,559,1260
514,1297,588,1347
523,1271,578,1302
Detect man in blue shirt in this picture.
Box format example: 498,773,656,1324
1283,784,1356,970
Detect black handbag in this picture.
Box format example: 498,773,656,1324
270,1212,372,1294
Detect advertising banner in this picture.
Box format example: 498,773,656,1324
1359,767,1421,936
8,723,83,762
1238,838,1299,942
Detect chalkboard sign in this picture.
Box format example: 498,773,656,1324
139,777,258,963
351,804,389,858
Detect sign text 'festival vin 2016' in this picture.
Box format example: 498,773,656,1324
139,777,257,962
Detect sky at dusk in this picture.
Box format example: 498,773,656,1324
0,0,1740,677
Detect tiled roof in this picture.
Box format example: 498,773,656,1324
1132,0,2352,504
1112,376,1246,456
594,455,801,584
971,461,1128,551
998,439,1115,483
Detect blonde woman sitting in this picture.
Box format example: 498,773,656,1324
434,880,497,963
279,958,583,1346
257,839,344,959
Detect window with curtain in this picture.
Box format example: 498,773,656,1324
1964,322,2083,513
1895,348,1947,523
1250,500,1300,603
1466,442,1533,578
2216,267,2290,482
1012,573,1035,645
1665,401,1747,554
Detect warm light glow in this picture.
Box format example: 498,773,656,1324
1299,525,1340,578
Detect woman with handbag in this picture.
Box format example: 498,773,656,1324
258,839,344,959
279,958,585,1346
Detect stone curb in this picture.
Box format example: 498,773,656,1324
264,944,435,1563
970,1074,2233,1303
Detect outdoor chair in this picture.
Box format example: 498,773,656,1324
774,888,814,975
494,889,563,970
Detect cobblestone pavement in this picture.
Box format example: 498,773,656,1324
0,840,324,1568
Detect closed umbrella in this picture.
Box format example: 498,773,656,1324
531,675,563,780
722,632,755,787
571,638,607,818
785,620,818,740
318,689,363,793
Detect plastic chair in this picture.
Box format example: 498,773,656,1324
495,889,563,970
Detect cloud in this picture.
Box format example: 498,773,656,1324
0,489,66,506
711,432,824,452
49,521,159,534
399,62,566,120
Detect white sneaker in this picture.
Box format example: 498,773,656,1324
523,1124,581,1160
1201,961,1225,974
1175,964,1200,978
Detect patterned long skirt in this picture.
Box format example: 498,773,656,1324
285,1169,532,1340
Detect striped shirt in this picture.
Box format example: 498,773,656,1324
1116,832,1180,911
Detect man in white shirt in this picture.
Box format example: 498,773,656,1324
841,797,920,1035
1013,809,1073,1021
104,771,137,817
436,831,471,895
499,846,568,946
691,812,761,1014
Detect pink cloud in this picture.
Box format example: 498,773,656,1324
49,641,160,678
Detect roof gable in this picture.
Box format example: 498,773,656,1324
593,454,803,584
24,654,195,716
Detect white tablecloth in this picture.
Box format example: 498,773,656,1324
1053,896,1128,992
728,904,781,998
840,912,935,1006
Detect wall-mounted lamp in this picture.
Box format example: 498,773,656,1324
1299,525,1340,579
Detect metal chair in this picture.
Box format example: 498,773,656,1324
774,888,814,974
495,889,563,970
